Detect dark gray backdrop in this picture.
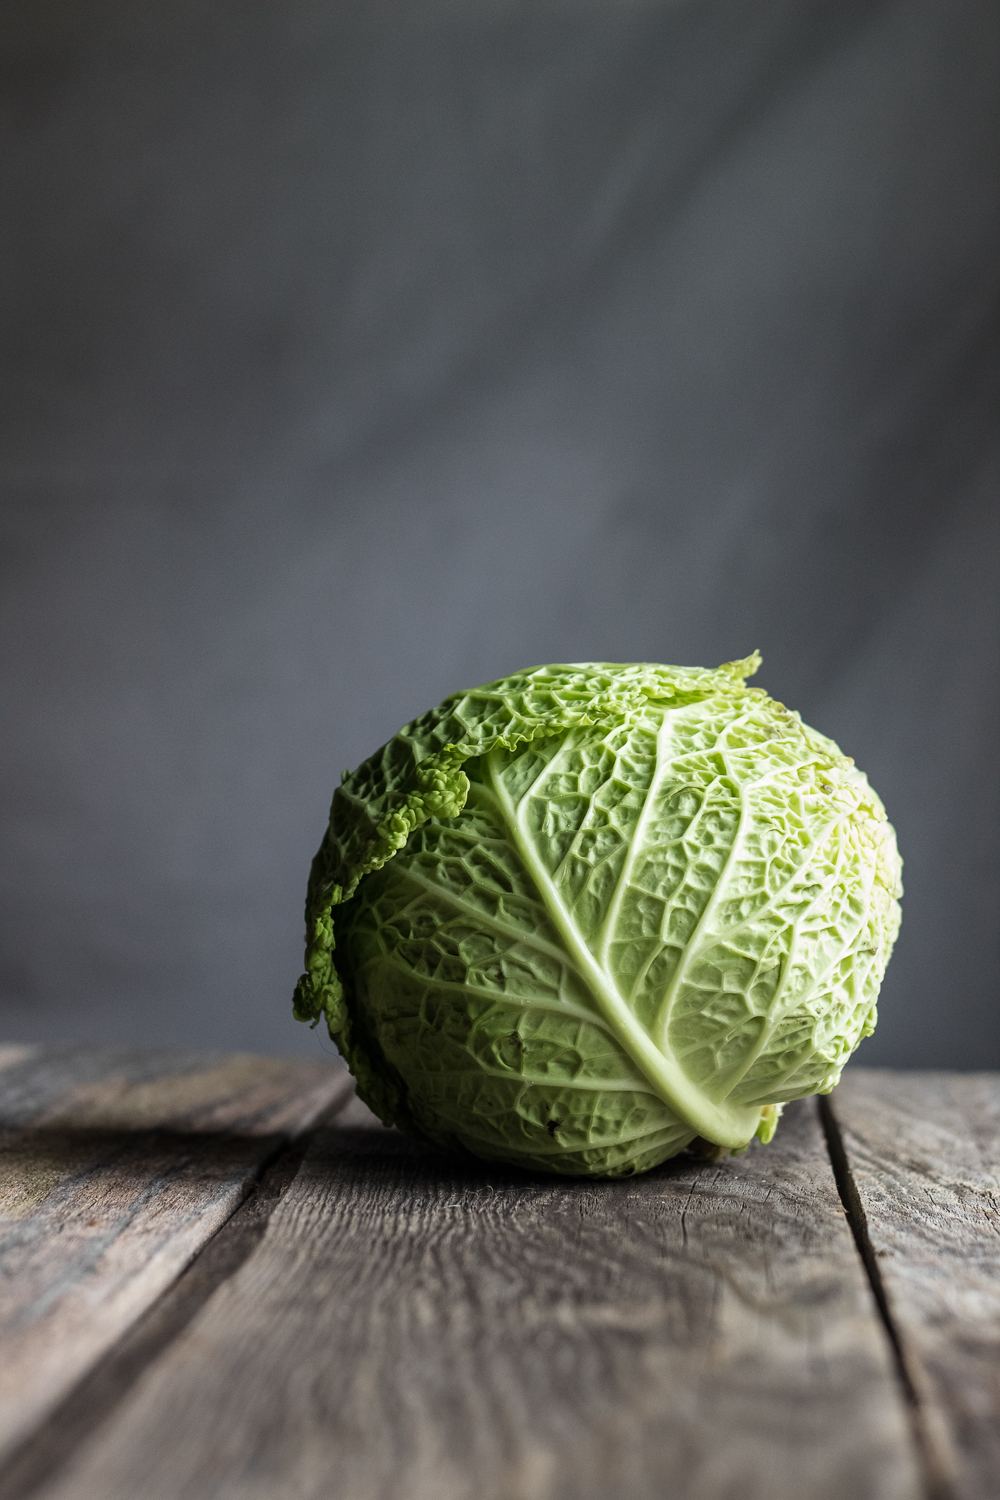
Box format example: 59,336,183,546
2,0,998,1067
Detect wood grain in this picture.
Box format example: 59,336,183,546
831,1070,1000,1500
33,1095,922,1500
0,1047,351,1466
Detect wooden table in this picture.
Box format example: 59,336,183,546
0,1047,996,1500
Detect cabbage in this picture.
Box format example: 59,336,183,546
293,657,901,1177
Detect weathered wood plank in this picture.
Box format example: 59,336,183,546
0,1047,352,1466
34,1095,923,1500
832,1070,1000,1500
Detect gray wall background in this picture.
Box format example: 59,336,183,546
2,0,997,1068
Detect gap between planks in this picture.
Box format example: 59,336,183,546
827,1073,1000,1500
819,1093,960,1500
0,1134,316,1500
0,1048,354,1486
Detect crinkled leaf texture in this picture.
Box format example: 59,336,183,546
294,658,902,1177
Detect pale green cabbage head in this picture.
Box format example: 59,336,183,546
294,656,902,1176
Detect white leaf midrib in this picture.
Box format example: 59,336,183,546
482,747,762,1148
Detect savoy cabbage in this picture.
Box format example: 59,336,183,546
294,656,901,1176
